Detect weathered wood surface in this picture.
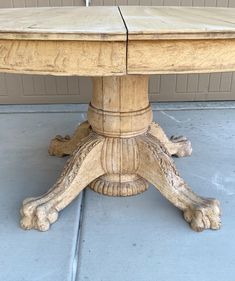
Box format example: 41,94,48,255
88,76,152,137
0,6,222,232
0,7,126,41
0,7,127,76
120,6,235,74
0,6,235,75
120,6,235,40
127,39,235,74
0,40,126,76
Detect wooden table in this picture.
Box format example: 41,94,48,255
1,6,234,232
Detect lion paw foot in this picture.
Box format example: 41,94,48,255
48,135,72,157
184,199,221,232
170,135,192,157
20,199,59,231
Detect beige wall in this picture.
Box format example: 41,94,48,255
0,0,234,104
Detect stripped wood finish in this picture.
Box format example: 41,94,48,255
120,6,235,40
21,75,221,233
0,7,126,41
0,6,225,232
0,7,126,76
119,6,235,74
127,39,235,74
0,2,235,103
0,40,126,76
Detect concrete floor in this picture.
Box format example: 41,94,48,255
0,103,235,281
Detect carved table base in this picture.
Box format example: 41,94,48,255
48,120,192,197
20,75,221,232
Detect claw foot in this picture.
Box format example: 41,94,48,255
48,135,72,157
48,121,91,157
20,199,59,231
183,199,221,232
170,135,192,157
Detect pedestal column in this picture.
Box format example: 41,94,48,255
88,75,152,196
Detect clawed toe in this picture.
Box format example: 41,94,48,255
55,135,71,142
170,135,187,142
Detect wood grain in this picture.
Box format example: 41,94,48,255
88,76,152,137
127,39,235,74
120,6,235,40
0,7,126,41
0,6,224,232
0,39,126,76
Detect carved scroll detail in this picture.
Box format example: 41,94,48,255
136,133,221,232
20,133,105,231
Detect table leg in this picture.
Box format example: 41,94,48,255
20,75,221,231
149,122,192,157
21,133,105,231
48,121,91,157
137,133,221,232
